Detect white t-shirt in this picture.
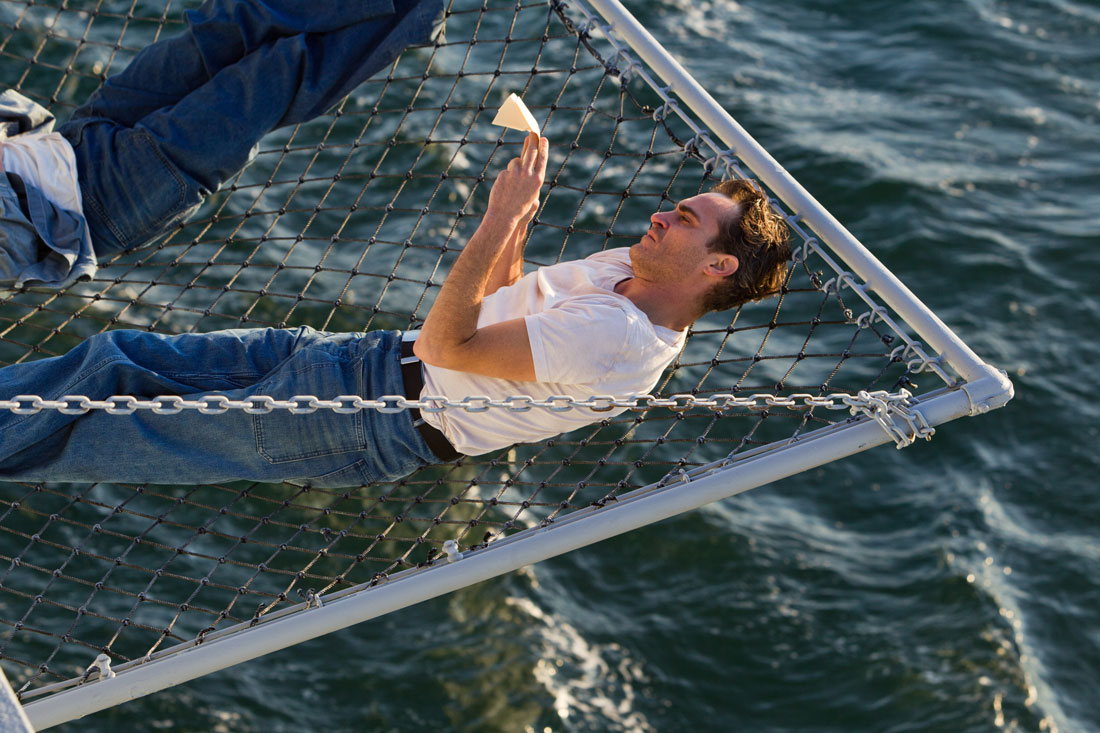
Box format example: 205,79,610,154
2,132,82,210
420,248,686,455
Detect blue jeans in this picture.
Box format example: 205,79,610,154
58,0,443,256
0,328,442,486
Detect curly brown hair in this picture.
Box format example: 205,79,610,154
701,179,792,313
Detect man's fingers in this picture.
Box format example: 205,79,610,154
521,132,538,170
536,135,549,177
493,134,546,218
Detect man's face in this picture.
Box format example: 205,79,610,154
630,192,739,283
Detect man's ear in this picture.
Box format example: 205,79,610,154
704,253,738,278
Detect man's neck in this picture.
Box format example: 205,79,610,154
613,277,698,331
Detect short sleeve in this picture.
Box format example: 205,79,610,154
525,300,632,384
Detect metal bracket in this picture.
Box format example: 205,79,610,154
846,391,934,449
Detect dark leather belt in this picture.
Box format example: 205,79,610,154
400,335,461,462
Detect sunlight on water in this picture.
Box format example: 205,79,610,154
508,595,654,732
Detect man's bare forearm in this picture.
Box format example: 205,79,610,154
417,209,522,357
483,218,528,295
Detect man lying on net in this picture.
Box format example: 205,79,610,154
0,0,444,291
1,129,791,487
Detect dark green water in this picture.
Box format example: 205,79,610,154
7,0,1100,731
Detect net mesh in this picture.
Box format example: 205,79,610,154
0,0,954,701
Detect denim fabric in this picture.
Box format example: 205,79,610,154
58,0,444,256
0,171,92,289
0,176,43,284
0,328,443,486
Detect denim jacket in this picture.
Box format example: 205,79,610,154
1,89,95,291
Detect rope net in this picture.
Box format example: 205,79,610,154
0,0,955,703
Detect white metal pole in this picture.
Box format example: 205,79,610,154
23,380,998,730
0,668,33,733
581,0,998,386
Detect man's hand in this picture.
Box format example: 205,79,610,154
487,133,548,227
483,133,547,295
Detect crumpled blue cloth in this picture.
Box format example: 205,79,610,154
0,89,96,291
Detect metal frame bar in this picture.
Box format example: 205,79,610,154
19,0,1013,726
0,668,32,733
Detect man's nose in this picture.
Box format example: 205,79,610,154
650,210,669,228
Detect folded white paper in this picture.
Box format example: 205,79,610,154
491,93,540,135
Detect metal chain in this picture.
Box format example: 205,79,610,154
1,388,920,417
0,390,934,451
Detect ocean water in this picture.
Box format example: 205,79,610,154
4,0,1100,731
